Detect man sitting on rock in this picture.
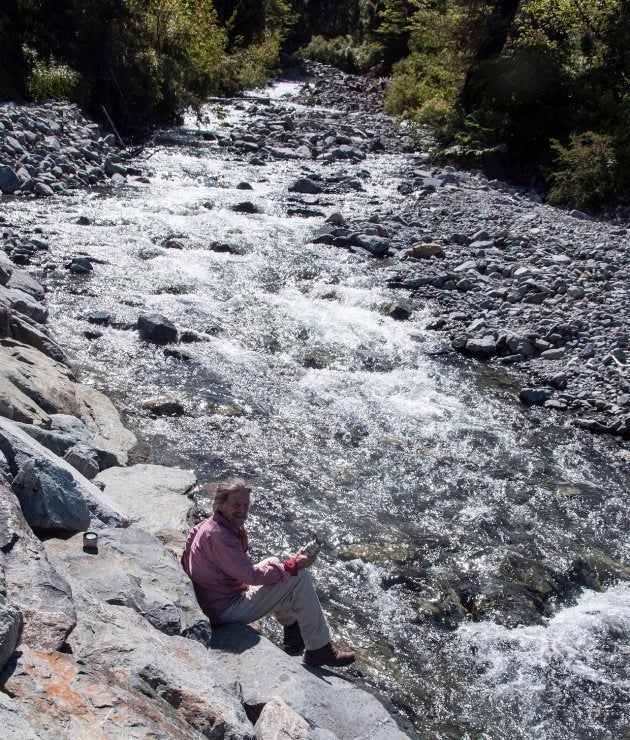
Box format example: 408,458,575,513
181,478,355,668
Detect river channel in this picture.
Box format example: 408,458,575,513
5,79,629,739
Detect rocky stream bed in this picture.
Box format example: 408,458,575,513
0,63,629,739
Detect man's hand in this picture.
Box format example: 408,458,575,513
294,548,316,569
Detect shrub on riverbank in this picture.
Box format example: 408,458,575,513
0,0,294,136
381,0,630,207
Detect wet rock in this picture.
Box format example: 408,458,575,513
87,310,110,325
519,387,554,406
289,177,322,195
232,200,261,214
386,299,412,321
142,397,186,416
137,313,178,343
337,542,416,564
236,181,253,190
66,256,93,273
354,234,390,257
464,335,497,357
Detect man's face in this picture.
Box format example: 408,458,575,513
219,490,251,528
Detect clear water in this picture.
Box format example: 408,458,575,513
5,81,629,739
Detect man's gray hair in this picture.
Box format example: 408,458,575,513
212,478,252,512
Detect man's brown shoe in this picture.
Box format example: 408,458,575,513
304,642,355,668
283,622,305,651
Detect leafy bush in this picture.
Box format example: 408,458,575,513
27,58,87,105
300,34,382,73
547,132,619,209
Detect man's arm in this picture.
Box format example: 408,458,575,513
209,533,298,585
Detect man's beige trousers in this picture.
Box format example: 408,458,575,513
218,558,331,650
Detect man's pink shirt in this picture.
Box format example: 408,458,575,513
181,512,298,620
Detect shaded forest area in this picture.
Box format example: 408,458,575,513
1,1,628,208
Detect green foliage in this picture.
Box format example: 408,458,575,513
26,56,88,105
300,34,382,73
547,132,619,209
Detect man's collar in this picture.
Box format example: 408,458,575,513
213,511,246,536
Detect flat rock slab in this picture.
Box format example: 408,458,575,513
211,625,410,740
45,527,210,643
95,463,196,533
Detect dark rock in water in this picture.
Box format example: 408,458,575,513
66,256,93,273
236,181,253,190
288,177,322,195
84,329,103,340
209,241,239,254
287,207,325,218
519,387,554,406
180,329,207,343
137,313,178,343
76,215,91,225
164,348,191,361
163,238,184,249
142,398,186,416
88,311,110,325
231,201,260,214
387,300,412,321
354,234,391,256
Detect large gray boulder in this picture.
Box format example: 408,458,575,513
0,593,21,672
0,416,129,529
0,480,76,651
0,341,136,462
12,458,92,532
95,463,196,534
9,314,66,363
211,625,410,740
43,535,253,739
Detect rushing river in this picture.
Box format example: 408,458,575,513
6,80,629,739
